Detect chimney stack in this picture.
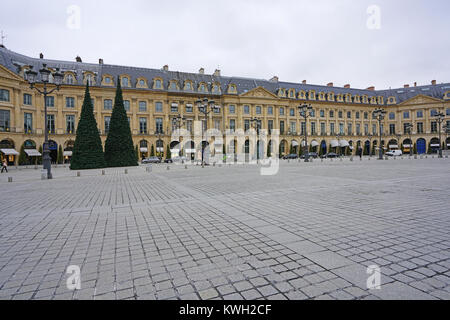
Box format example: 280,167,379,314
302,80,307,84
344,84,351,89
162,65,169,71
213,69,221,77
75,56,82,63
39,53,44,59
327,82,333,87
367,86,375,91
199,68,204,75
404,84,409,88
99,58,104,65
431,80,436,85
270,76,279,83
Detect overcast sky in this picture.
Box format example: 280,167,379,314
1,0,449,90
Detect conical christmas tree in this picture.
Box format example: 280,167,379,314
104,79,138,167
71,84,106,170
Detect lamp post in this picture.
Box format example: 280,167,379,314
250,118,261,161
196,98,220,167
373,108,387,160
298,104,314,162
154,129,164,158
367,134,373,157
434,112,445,158
172,115,186,157
404,123,413,156
444,124,450,151
24,64,64,179
336,133,344,157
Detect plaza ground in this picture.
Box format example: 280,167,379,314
0,157,449,300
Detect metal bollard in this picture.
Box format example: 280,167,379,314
167,166,170,170
146,165,152,173
102,170,105,175
185,165,188,170
77,172,81,177
125,169,128,174
8,177,13,183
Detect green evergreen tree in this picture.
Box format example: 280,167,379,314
57,145,63,164
135,145,139,160
71,84,106,170
18,143,27,165
150,145,155,157
413,143,417,154
104,79,138,167
166,145,171,159
38,145,43,165
267,143,271,158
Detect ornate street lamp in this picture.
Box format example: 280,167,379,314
373,108,387,160
196,98,220,167
172,115,186,157
367,134,373,157
298,104,314,162
250,118,261,161
434,112,445,158
404,123,413,156
24,64,64,179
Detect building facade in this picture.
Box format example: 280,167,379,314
1,46,450,165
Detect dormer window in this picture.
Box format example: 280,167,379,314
328,93,334,101
169,81,178,90
308,90,316,100
228,84,237,94
121,77,129,87
298,91,306,99
65,74,75,84
154,79,162,89
85,74,94,86
289,89,295,98
184,81,192,91
199,83,207,92
212,84,221,94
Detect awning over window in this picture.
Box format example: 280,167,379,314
140,148,148,153
156,147,164,152
389,145,399,149
185,149,195,153
403,144,412,148
311,141,319,147
339,140,350,147
0,149,19,155
330,140,339,148
63,151,73,157
25,149,41,157
431,144,440,147
291,141,299,147
171,149,180,153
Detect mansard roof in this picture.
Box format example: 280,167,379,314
1,46,448,104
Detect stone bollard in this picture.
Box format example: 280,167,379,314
102,170,105,175
350,156,354,162
213,162,216,167
77,172,81,177
185,165,188,170
321,159,323,162
146,165,152,173
385,156,389,160
124,169,128,174
41,169,47,180
167,166,170,170
8,177,13,183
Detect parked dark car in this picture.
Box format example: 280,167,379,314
164,158,173,164
321,152,339,159
142,156,161,164
282,154,299,160
300,152,319,159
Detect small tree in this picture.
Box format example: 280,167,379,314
57,145,63,164
267,143,271,158
150,145,155,157
104,79,138,167
166,145,171,160
38,145,43,165
413,143,417,154
18,143,27,165
135,145,139,160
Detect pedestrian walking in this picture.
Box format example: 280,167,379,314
1,159,8,173
358,146,363,159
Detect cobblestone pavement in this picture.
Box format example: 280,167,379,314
0,157,449,300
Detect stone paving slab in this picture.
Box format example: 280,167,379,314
0,157,449,300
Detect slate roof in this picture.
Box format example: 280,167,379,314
1,46,449,105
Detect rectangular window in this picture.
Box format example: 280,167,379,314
256,106,262,115
24,112,33,133
244,119,250,131
356,123,361,135
104,99,113,110
338,111,343,119
186,120,193,133
311,122,316,135
339,123,344,135
431,121,437,133
403,111,410,119
45,96,55,107
347,111,352,119
320,122,326,135
364,124,368,135
330,123,335,135
156,118,163,133
417,110,423,118
65,97,75,108
279,107,284,116
355,112,360,119
66,115,75,134
268,106,273,115
170,103,178,113
291,121,297,134
24,94,32,105
403,123,411,134
185,104,193,113
124,100,130,111
0,89,10,101
364,112,368,120
417,122,423,134
268,120,274,133
139,118,147,134
290,108,295,117
244,105,250,114
389,112,395,120
347,123,352,135
139,101,148,112
229,119,236,132
320,110,325,117
155,102,163,113
47,114,55,134
372,124,377,135
104,116,111,134
431,109,437,117
389,124,396,135
446,108,450,116
280,121,285,134
214,119,221,130
330,110,334,118
229,105,235,114
0,110,10,132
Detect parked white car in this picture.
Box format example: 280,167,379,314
386,150,403,157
